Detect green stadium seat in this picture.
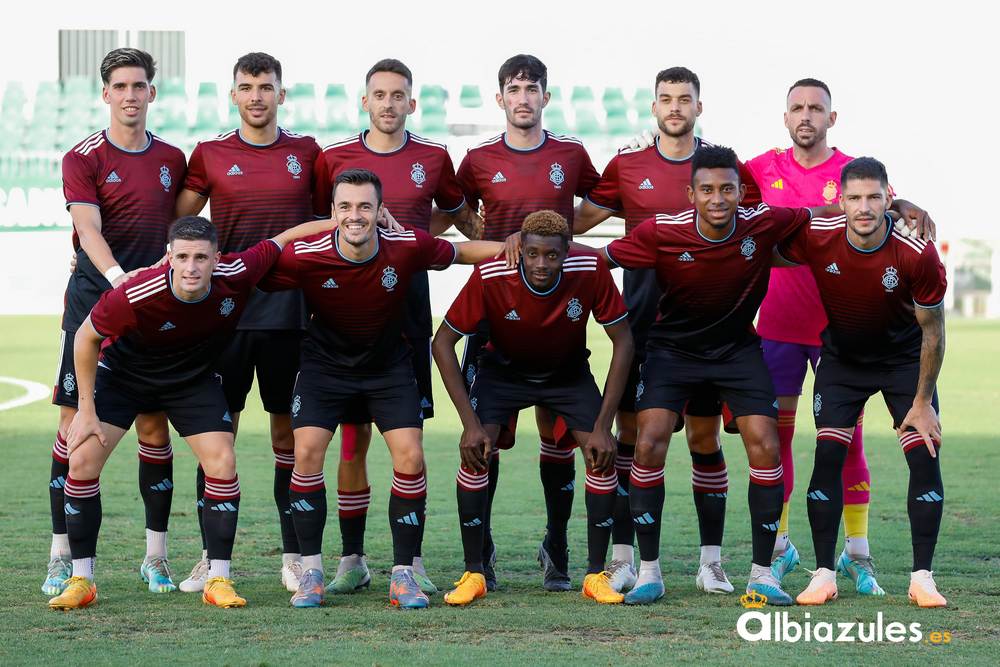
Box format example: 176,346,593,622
602,87,627,115
21,123,58,151
571,86,595,103
417,108,447,135
158,78,186,99
605,108,632,136
325,83,348,101
544,106,569,135
419,84,447,111
2,81,27,113
546,85,563,102
571,108,602,136
459,84,482,108
632,87,654,110
289,82,315,98
197,82,219,98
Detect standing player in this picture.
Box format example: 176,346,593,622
455,54,601,591
747,79,935,595
174,52,320,593
45,47,186,597
49,215,335,610
432,210,633,607
257,169,504,609
775,158,948,607
311,58,480,595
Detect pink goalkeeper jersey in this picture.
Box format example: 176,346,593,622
746,147,853,345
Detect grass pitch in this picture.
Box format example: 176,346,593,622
0,316,997,665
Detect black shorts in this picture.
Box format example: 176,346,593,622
619,269,658,413
95,367,233,437
460,324,489,391
812,352,939,429
636,342,778,420
52,329,79,408
290,363,424,434
470,364,602,436
217,330,302,414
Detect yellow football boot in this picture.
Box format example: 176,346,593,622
202,577,246,608
443,571,487,606
48,576,97,610
582,572,625,604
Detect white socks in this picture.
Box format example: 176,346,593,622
336,553,363,576
634,559,662,587
50,533,70,559
301,554,323,573
145,529,167,559
750,563,773,580
391,564,413,575
208,559,230,579
72,557,95,580
700,545,721,565
282,552,301,566
611,544,635,565
412,556,426,575
845,536,870,559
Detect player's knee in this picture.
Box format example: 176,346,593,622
135,418,169,445
57,407,76,437
269,417,294,450
634,434,668,467
685,428,721,454
200,445,236,479
745,436,780,468
67,447,103,479
393,445,425,475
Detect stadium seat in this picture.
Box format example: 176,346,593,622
324,84,353,132
419,84,448,111
158,77,186,99
459,84,483,108
571,107,602,135
605,108,632,136
547,85,563,102
571,85,595,104
197,81,219,99
417,107,447,135
285,83,318,133
632,87,654,111
544,106,570,135
21,123,58,152
602,87,628,115
2,81,27,116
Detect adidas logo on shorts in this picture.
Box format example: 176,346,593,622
638,178,654,190
678,252,694,262
505,309,520,320
322,278,339,288
491,171,507,184
227,164,244,176
105,170,122,183
825,262,841,275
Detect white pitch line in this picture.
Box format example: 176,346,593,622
0,376,50,411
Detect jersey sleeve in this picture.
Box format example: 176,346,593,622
433,151,466,213
911,243,947,308
415,228,457,270
739,159,763,208
62,150,99,209
235,239,283,284
256,241,301,291
444,269,485,335
585,154,623,211
605,217,659,269
312,150,334,218
183,143,210,196
89,286,137,338
771,206,813,243
775,224,810,265
455,152,481,213
574,145,601,198
592,262,628,325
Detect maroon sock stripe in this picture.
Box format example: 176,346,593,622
692,462,729,492
391,470,427,499
52,433,69,463
273,447,295,470
817,427,853,445
290,470,325,493
899,431,940,453
749,465,783,487
64,476,100,499
457,466,489,491
540,441,575,463
337,487,371,517
204,475,241,500
138,440,173,464
585,470,618,494
630,463,665,488
615,453,634,474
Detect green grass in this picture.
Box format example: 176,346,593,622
1,316,998,665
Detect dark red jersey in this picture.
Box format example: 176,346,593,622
606,204,811,359
89,240,281,388
445,249,627,380
259,227,456,372
312,131,465,230
777,214,947,364
456,130,600,241
184,127,321,330
61,130,186,330
586,137,762,233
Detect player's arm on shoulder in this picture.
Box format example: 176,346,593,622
902,302,945,456
175,188,208,218
430,203,484,240
573,198,617,235
256,241,301,292
271,218,337,248
890,198,936,242
70,204,129,287
453,240,506,265
67,316,108,452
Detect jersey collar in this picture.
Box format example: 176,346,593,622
503,130,548,154
361,130,409,155
237,127,281,148
695,212,737,243
333,228,380,264
167,269,212,303
519,262,562,296
655,135,700,164
104,129,152,154
845,213,893,254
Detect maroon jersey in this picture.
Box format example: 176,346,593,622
259,227,456,372
456,130,600,241
606,204,811,359
445,249,627,380
778,214,947,364
184,128,321,330
62,130,186,331
312,131,465,230
586,137,763,233
89,240,281,389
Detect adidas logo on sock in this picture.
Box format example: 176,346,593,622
638,178,654,190
678,251,694,262
105,170,122,184
291,499,315,512
915,491,943,502
504,309,520,320
50,476,66,489
227,164,244,176
149,478,174,492
633,512,655,526
396,511,420,526
491,171,507,184
197,499,205,509
595,518,615,528
761,521,780,532
210,502,238,512
706,492,728,498
825,262,841,275
64,502,81,515
807,489,830,501
560,481,575,492
462,518,483,527
159,321,176,331
616,484,629,496
847,481,870,492
322,278,339,288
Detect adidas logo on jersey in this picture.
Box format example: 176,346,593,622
825,262,841,275
322,278,339,288
227,164,243,176
491,171,507,184
771,178,784,190
159,321,176,331
638,178,654,190
504,309,520,320
678,252,694,262
105,171,122,183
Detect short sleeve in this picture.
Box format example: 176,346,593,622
89,286,137,338
257,240,302,292
433,152,466,213
585,154,623,212
455,153,481,213
444,269,485,335
62,151,99,209
776,224,810,265
592,262,628,325
738,159,763,208
312,150,334,218
234,239,283,284
772,206,813,243
574,145,601,198
605,217,660,269
911,243,947,308
415,228,457,271
183,143,210,196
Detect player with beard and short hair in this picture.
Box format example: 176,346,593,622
174,52,322,594
45,47,186,597
774,157,948,608
454,54,601,592
312,58,482,596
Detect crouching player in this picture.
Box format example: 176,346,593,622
51,215,335,610
433,210,634,606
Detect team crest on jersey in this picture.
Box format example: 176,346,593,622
882,266,899,291
549,162,565,188
291,394,301,417
381,266,399,291
566,297,583,322
813,393,822,416
410,162,426,187
740,236,757,259
219,298,236,316
822,180,838,204
159,165,172,191
62,372,76,395
286,154,302,179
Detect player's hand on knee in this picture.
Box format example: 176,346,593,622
898,403,942,457
67,408,106,454
501,231,522,267
459,423,491,473
584,430,616,474
624,129,655,151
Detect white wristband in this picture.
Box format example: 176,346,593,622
103,265,125,285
